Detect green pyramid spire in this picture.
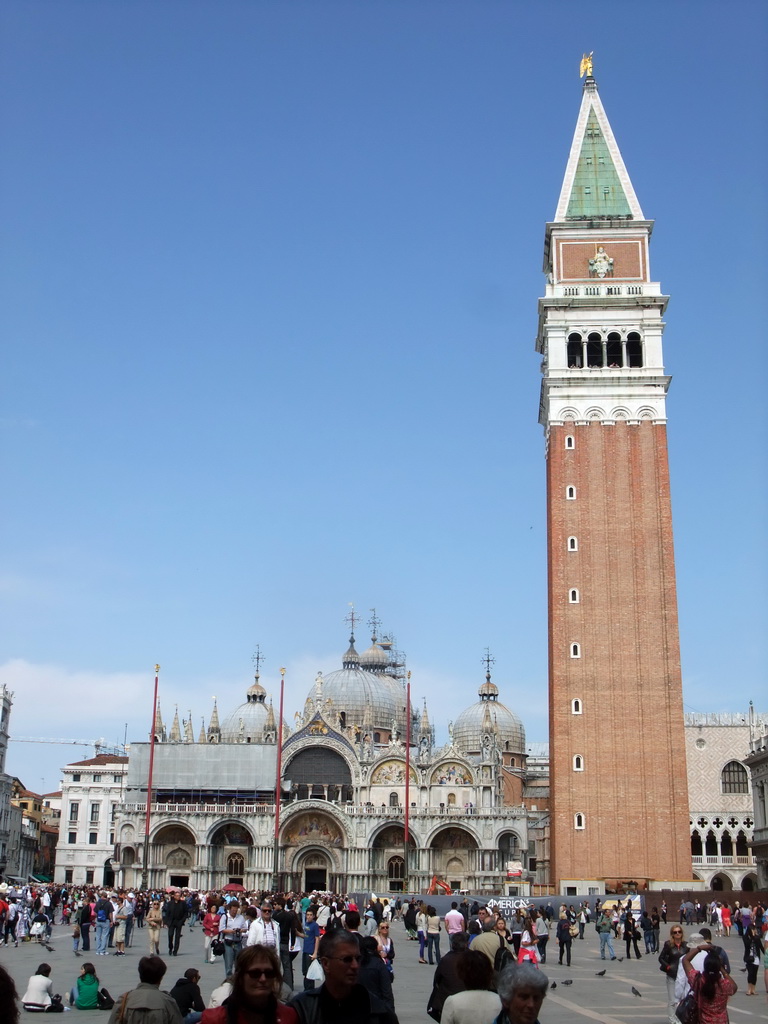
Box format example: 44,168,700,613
555,79,644,222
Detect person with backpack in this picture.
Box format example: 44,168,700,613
468,919,514,981
94,892,114,957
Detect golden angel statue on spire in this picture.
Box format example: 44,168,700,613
580,52,594,78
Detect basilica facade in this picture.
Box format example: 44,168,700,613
107,630,547,895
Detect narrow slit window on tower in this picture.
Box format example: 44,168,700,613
627,331,643,368
570,642,581,658
567,536,578,551
574,813,585,830
571,698,582,714
569,589,579,603
565,435,575,449
573,755,584,771
566,486,576,500
567,333,583,369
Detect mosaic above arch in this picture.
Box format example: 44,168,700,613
371,759,418,785
283,812,344,848
430,762,473,786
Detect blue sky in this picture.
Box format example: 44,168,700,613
2,1,766,794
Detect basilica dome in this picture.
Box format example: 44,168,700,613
306,637,407,737
220,676,279,743
452,673,526,756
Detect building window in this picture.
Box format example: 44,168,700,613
92,774,101,782
571,699,582,715
574,813,585,830
113,775,122,783
85,870,94,884
227,853,245,876
72,774,81,782
567,536,578,551
89,833,97,845
69,802,79,822
626,331,643,368
569,589,579,603
565,435,575,449
573,755,584,771
721,761,749,794
566,486,576,500
90,803,100,823
567,332,583,368
389,792,399,808
570,643,581,658
68,832,77,844
111,804,117,821
65,869,73,883
109,832,114,845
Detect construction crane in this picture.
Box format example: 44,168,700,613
9,737,126,757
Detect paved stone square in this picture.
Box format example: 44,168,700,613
2,920,767,1023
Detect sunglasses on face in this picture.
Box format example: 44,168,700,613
245,968,277,980
326,954,362,964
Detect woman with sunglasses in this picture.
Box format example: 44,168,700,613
659,925,689,1024
375,921,395,974
201,945,298,1024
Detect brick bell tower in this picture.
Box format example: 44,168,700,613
536,71,692,890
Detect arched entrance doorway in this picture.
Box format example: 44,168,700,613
282,811,345,892
371,825,417,892
430,827,478,891
211,823,254,887
295,848,333,892
153,824,196,888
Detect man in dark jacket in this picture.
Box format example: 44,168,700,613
290,930,395,1024
164,893,188,957
170,968,205,1023
428,932,468,1021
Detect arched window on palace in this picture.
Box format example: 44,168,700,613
389,792,399,808
568,536,578,551
721,761,749,794
574,813,585,830
573,755,584,771
227,853,244,878
571,698,582,714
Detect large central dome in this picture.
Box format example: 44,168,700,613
305,636,407,738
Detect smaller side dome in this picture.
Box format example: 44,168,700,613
360,635,388,672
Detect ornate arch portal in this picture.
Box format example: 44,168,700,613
429,827,479,890
282,810,346,892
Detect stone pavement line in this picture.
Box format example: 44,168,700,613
547,992,630,1024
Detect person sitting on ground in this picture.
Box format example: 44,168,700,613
108,955,183,1024
207,976,233,1009
70,961,100,1010
201,945,298,1024
493,963,548,1024
170,968,205,1023
21,963,54,1012
441,949,501,1024
289,929,395,1024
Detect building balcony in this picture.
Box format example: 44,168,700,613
691,855,756,867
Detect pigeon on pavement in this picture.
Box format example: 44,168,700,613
595,969,606,976
631,987,642,997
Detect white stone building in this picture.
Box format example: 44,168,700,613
109,630,544,895
744,718,768,890
53,753,128,887
685,711,765,891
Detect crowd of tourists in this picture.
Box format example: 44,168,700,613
1,883,767,1023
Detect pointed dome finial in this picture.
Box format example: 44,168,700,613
479,648,499,700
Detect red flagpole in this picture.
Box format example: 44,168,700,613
272,667,285,890
141,664,160,890
404,671,411,889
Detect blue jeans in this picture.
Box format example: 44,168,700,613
599,931,615,959
95,920,110,955
427,933,441,964
223,940,241,977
